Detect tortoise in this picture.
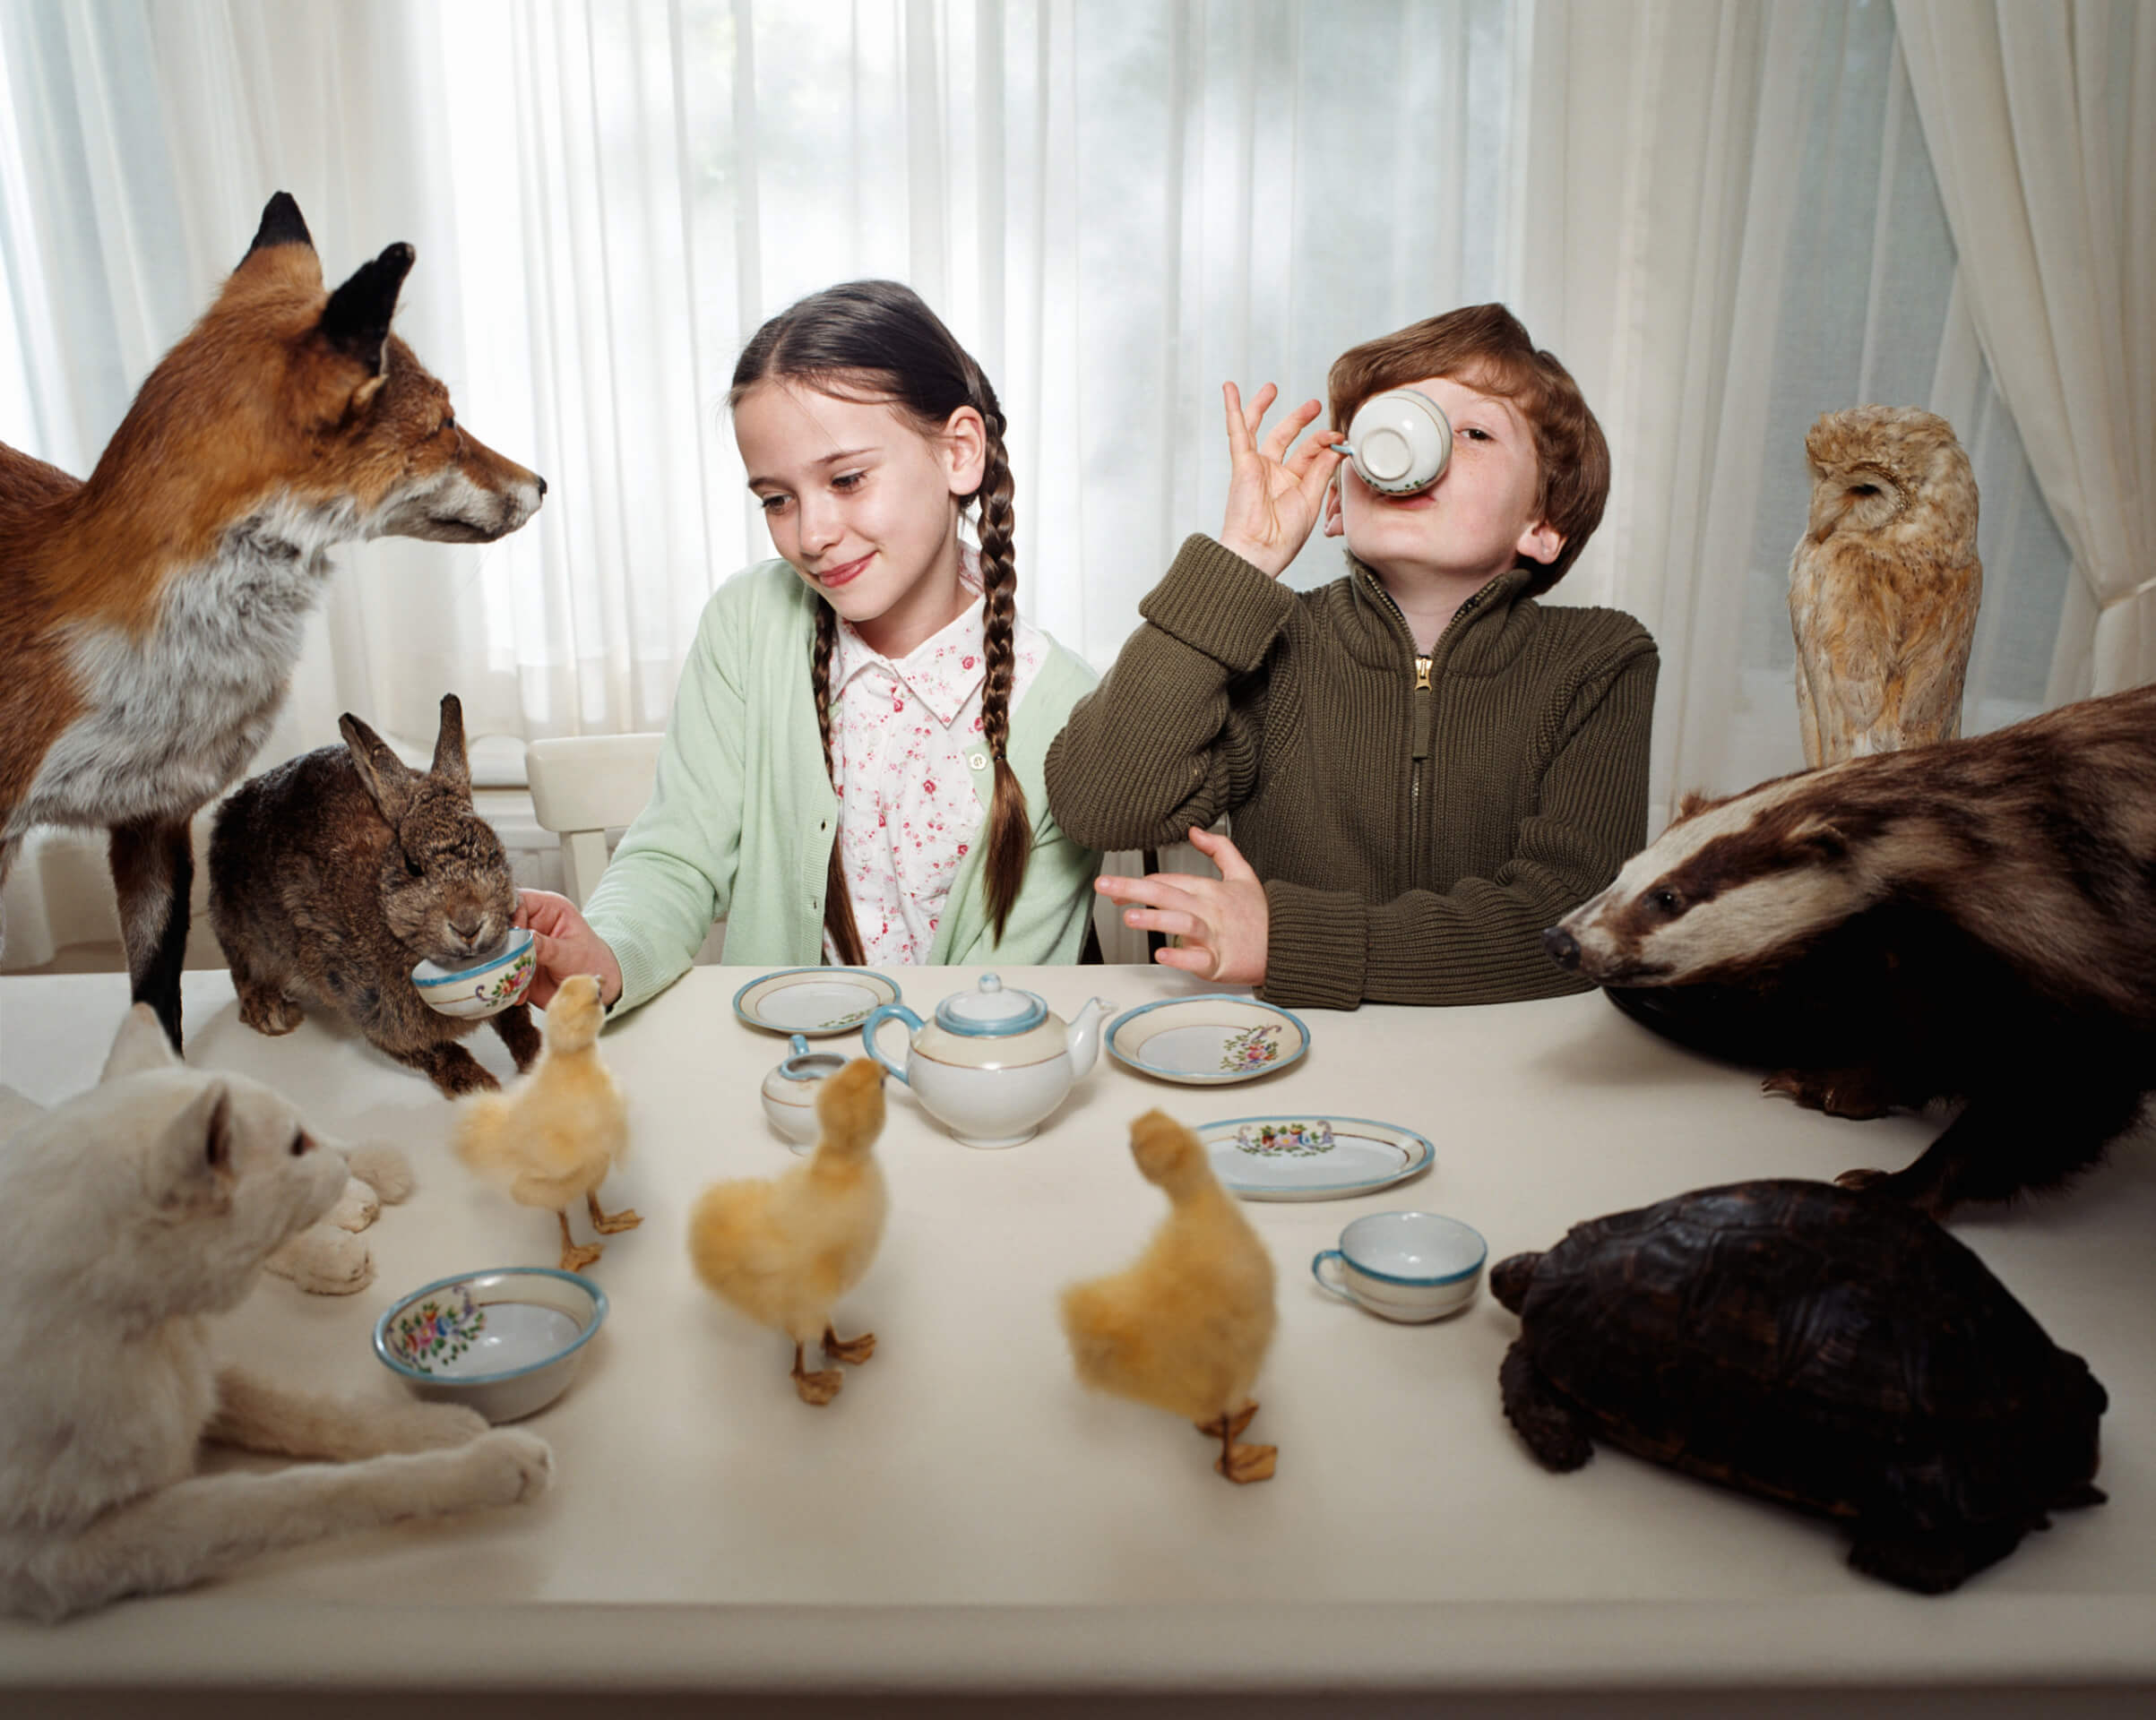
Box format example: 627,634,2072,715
1492,1179,2108,1594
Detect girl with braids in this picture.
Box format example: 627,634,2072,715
513,280,1101,1015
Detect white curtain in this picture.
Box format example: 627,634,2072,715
1893,0,2155,704
0,0,2099,964
1521,0,2076,825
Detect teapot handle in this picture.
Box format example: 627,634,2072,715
862,1003,921,1086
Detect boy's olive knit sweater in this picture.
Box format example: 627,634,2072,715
1045,535,1658,1008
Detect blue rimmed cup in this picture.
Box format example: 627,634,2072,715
373,1266,607,1422
1312,1211,1486,1322
411,925,538,1019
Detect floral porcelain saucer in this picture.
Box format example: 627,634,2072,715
732,968,902,1037
1198,1114,1436,1201
1104,995,1310,1085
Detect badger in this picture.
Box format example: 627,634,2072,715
1544,683,2156,1216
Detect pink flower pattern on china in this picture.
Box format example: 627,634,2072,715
823,579,1047,965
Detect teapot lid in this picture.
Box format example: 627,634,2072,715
933,973,1048,1037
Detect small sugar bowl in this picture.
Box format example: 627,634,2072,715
762,1033,848,1150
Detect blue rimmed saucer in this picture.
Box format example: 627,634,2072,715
1198,1114,1435,1201
373,1266,607,1423
732,967,901,1036
1105,994,1309,1085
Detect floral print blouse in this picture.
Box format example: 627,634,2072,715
822,585,1048,965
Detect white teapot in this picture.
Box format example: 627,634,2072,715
863,975,1113,1148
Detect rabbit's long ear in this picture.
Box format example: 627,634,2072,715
429,693,471,796
341,713,417,824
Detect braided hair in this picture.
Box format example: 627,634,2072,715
730,281,1032,956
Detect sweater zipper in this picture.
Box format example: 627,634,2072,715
1363,572,1495,890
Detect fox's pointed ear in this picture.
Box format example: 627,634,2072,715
102,1003,180,1083
245,192,315,262
340,712,418,825
320,242,416,379
429,694,471,796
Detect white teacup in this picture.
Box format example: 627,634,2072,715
411,926,537,1019
761,1033,848,1151
1339,387,1453,494
1311,1210,1487,1322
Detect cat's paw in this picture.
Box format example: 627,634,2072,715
345,1143,415,1205
463,1429,554,1506
263,1224,375,1295
375,1399,491,1452
326,1176,381,1233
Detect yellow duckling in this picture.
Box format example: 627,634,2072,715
451,975,640,1271
1061,1109,1280,1483
688,1058,888,1406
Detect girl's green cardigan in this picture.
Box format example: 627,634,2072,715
586,561,1102,1014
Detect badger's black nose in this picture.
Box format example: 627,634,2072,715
1542,925,1581,969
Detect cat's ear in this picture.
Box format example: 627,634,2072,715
102,1004,179,1083
154,1081,237,1216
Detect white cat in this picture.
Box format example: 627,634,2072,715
0,1005,552,1621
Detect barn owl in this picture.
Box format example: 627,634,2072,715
1789,406,1981,767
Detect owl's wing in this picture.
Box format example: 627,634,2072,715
1791,539,1892,763
1883,552,1983,747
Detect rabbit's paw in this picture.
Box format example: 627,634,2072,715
345,1142,415,1205
461,1429,554,1507
426,1051,501,1098
264,1224,375,1294
237,985,306,1036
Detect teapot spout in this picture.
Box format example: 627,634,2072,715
1065,996,1115,1079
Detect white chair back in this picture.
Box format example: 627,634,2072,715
524,735,665,907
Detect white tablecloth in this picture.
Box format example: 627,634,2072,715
2,966,2152,1715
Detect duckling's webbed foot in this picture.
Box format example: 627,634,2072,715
556,1209,602,1274
822,1325,876,1366
586,1190,643,1235
1216,1441,1278,1484
792,1342,843,1406
1194,1400,1259,1442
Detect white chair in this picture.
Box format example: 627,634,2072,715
524,735,666,908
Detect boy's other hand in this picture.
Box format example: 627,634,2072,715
513,888,625,1010
1216,381,1345,579
1095,828,1269,985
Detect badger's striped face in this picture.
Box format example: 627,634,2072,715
1554,775,1876,985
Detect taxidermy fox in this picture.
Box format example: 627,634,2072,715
0,192,545,1047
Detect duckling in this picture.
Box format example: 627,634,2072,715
452,975,640,1271
1060,1109,1280,1483
688,1058,888,1406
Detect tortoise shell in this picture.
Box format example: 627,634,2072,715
1493,1179,2107,1593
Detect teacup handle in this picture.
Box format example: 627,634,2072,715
1311,1251,1358,1303
862,1003,921,1086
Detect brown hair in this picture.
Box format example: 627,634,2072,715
1326,303,1608,596
730,280,1031,960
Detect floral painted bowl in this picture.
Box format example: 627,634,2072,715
412,926,538,1019
373,1267,606,1423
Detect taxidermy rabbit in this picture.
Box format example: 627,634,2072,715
0,1005,552,1621
209,692,539,1096
453,974,641,1272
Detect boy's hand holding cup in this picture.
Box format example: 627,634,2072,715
1215,382,1346,579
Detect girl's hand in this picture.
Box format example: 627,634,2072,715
1093,828,1269,985
514,889,625,1010
1216,382,1346,579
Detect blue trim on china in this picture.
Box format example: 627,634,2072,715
730,967,900,1033
372,1267,608,1385
1105,993,1312,1083
932,975,1048,1036
863,1002,922,1083
1201,1115,1435,1195
1329,1219,1487,1286
410,927,534,987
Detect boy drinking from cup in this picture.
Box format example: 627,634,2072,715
1046,304,1656,1007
